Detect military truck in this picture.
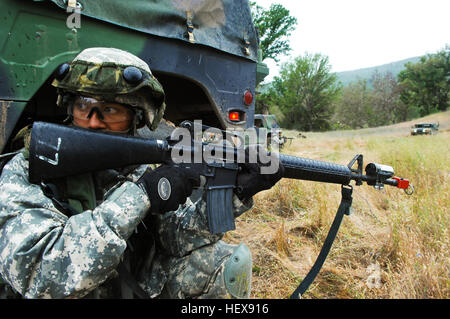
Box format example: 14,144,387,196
0,0,269,153
410,123,439,135
254,114,292,149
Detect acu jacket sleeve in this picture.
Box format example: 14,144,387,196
0,153,150,298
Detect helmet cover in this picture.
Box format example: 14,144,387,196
52,47,166,130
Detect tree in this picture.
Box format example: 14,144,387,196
250,2,297,62
272,53,341,131
398,46,450,117
333,79,374,129
334,71,410,129
370,71,400,125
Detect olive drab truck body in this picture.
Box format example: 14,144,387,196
0,0,269,153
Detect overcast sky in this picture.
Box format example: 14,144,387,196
254,0,450,80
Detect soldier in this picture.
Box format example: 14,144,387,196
0,47,282,299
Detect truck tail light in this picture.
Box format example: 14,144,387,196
243,90,253,105
229,112,240,122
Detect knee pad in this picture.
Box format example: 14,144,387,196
224,243,252,298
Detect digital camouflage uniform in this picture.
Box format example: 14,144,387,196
0,48,253,299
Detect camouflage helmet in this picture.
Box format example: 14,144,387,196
52,47,166,130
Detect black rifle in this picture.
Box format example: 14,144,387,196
28,121,413,298
29,121,413,234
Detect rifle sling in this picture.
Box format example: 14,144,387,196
290,185,353,299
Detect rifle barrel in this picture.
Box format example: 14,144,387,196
279,154,352,185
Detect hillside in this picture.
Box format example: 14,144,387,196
300,110,450,139
258,56,423,92
336,56,421,86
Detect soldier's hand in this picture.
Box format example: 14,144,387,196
137,165,200,214
235,146,284,200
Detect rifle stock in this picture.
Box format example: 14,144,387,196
29,122,170,183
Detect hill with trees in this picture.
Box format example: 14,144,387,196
251,2,448,132
257,47,449,131
336,56,421,86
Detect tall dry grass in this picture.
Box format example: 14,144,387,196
368,133,449,298
224,120,449,299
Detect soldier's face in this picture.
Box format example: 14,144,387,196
71,96,134,132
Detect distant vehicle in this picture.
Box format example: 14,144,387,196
254,114,291,149
410,123,439,135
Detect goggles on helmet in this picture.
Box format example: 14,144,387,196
70,96,134,123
